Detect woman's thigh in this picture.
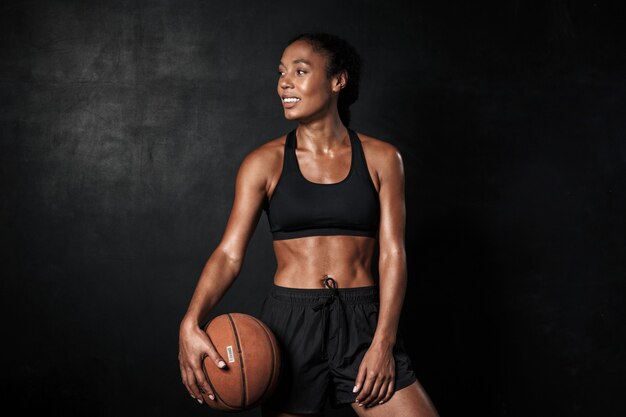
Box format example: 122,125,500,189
349,380,440,417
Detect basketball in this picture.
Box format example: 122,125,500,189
201,313,281,412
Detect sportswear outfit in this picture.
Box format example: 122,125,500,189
259,128,417,413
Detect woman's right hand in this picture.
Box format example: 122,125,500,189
178,319,228,404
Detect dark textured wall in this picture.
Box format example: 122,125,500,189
1,1,624,416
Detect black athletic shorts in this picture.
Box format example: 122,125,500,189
258,276,417,414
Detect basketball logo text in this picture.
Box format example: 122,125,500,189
226,345,235,363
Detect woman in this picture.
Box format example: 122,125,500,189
178,33,440,417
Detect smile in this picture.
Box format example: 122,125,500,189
282,97,301,103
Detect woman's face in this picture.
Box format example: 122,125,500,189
277,40,341,122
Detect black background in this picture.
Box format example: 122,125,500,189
1,1,625,416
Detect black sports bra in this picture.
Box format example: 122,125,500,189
263,127,380,240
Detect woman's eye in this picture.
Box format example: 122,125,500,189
277,69,306,77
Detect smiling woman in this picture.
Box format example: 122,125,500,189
178,32,441,417
277,35,360,129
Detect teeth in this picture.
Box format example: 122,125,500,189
283,97,300,103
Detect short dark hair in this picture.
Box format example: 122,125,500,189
286,33,362,127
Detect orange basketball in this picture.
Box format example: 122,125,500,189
201,313,281,412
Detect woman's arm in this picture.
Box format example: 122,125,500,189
181,146,269,327
373,144,407,348
179,145,270,403
354,141,407,408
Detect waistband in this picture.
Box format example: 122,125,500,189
269,282,379,304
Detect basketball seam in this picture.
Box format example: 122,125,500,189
202,319,241,411
202,367,237,411
227,313,247,407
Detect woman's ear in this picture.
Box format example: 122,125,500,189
333,71,348,93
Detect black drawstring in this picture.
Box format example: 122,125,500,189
312,275,348,360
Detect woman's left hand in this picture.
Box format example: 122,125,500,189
353,340,396,408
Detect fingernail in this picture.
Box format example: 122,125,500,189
197,398,203,404
379,400,384,404
218,360,226,368
209,394,215,400
359,403,363,407
353,385,358,392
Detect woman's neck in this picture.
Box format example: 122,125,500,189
296,115,348,151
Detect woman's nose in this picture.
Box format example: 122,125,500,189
280,74,293,88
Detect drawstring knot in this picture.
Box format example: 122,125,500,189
312,275,347,360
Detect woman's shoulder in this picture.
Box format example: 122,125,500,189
246,132,286,160
237,133,287,175
352,130,403,164
353,131,405,185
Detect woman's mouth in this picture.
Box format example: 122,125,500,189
282,97,301,108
